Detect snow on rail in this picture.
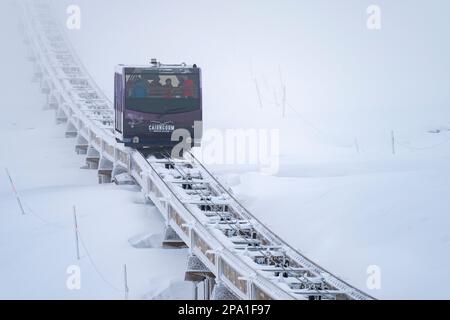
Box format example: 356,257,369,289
20,0,373,300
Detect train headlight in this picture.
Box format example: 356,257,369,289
132,136,139,144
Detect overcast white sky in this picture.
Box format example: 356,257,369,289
2,0,450,150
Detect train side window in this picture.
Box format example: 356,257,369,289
125,73,199,99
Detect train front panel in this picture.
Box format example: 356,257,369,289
114,64,202,149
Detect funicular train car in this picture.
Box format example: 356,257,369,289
114,59,202,149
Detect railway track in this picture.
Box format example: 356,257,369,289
19,0,373,300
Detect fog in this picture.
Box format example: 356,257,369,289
1,1,450,299
2,0,450,154
44,0,450,152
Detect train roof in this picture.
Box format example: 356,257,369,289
116,60,200,74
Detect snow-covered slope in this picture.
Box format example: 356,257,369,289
0,2,191,300
49,0,450,299
2,0,450,300
227,154,450,299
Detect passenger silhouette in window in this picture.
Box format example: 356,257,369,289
148,76,162,96
130,75,149,98
179,75,195,98
163,78,174,98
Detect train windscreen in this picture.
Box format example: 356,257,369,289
125,72,200,114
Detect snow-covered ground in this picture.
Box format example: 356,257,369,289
0,2,191,300
1,0,450,300
227,154,450,299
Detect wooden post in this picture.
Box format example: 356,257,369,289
73,206,80,260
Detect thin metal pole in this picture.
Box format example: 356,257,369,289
193,282,198,300
279,65,286,117
354,138,360,154
124,264,129,300
204,278,210,300
73,206,80,260
5,168,25,215
254,79,263,109
391,130,396,155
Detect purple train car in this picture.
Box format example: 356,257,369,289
114,59,202,149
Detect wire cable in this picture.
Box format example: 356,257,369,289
77,231,124,294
